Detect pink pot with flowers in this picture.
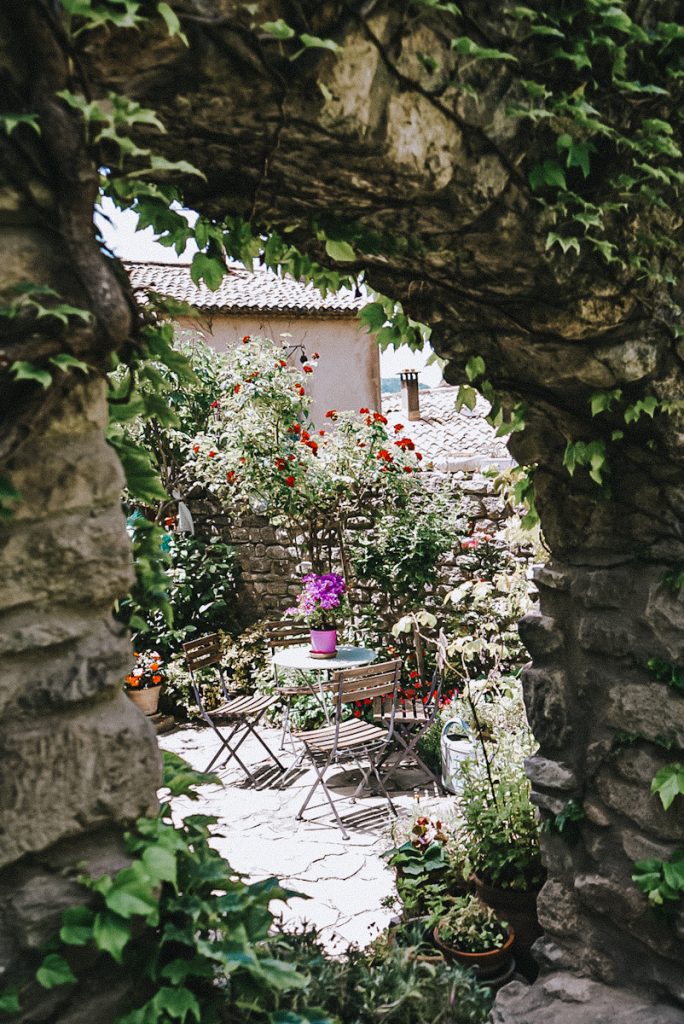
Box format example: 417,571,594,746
309,628,337,656
286,573,347,658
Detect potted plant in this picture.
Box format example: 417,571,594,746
124,650,165,715
286,572,347,657
459,754,544,971
433,894,514,981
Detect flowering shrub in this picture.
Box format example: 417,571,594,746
124,650,164,690
286,572,347,629
186,335,424,573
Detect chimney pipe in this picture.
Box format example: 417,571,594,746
400,370,420,421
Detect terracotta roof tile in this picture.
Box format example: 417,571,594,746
125,261,363,316
382,385,512,469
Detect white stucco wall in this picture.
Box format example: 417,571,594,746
177,313,381,426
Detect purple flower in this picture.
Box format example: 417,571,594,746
286,573,346,627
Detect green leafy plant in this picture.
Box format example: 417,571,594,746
436,895,508,954
1,752,324,1023
633,849,684,910
266,927,492,1024
651,763,684,811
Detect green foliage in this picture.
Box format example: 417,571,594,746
563,439,607,486
0,475,21,522
436,894,507,953
352,487,465,610
542,799,585,836
116,512,172,633
646,657,684,695
266,929,492,1024
651,763,684,812
6,752,324,1023
135,532,239,658
633,848,684,909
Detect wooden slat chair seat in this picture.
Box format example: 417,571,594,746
183,633,285,783
374,631,449,792
295,659,402,839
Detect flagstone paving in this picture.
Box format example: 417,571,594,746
159,724,455,950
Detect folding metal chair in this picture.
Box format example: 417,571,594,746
263,618,311,752
375,631,448,791
295,659,402,839
183,633,285,782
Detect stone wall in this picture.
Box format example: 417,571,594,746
222,469,509,621
0,381,161,1022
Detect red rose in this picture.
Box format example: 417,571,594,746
359,407,370,415
226,470,236,483
394,423,404,432
211,399,219,408
373,412,388,425
303,365,313,374
325,410,337,419
275,458,287,470
208,450,216,458
292,423,301,433
242,335,250,343
234,384,241,394
415,452,423,461
285,475,295,487
403,466,412,473
192,444,200,453
318,430,325,436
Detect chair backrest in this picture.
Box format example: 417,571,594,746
183,633,230,714
262,618,310,653
183,632,223,673
328,659,402,754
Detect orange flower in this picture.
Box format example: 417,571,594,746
152,674,162,684
150,662,159,670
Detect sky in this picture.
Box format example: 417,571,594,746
98,199,442,386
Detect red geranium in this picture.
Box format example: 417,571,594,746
285,475,295,487
303,365,313,374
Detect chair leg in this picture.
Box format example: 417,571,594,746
368,751,398,818
242,712,286,772
203,719,243,774
296,752,350,840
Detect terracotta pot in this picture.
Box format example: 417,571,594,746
472,874,542,982
126,684,163,716
309,628,337,656
433,922,515,979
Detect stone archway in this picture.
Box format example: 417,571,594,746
1,3,682,1021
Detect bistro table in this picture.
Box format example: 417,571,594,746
272,644,377,750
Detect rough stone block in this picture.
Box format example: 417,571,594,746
0,507,133,613
519,611,564,659
533,564,573,592
526,755,577,792
595,769,684,841
644,581,684,662
0,695,160,867
491,972,684,1023
605,684,684,749
0,619,131,714
521,665,572,748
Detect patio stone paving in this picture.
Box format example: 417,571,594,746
159,723,455,950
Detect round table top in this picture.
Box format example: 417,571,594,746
272,645,377,672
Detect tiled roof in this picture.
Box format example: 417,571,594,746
125,261,363,317
382,384,513,471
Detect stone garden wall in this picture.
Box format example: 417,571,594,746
219,469,509,624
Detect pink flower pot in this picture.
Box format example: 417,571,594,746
309,629,337,657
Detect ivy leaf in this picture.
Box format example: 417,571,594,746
324,239,356,262
142,844,178,888
190,252,226,290
529,159,567,191
93,911,132,963
0,988,20,1014
451,36,517,62
50,353,89,374
153,986,201,1022
651,763,684,811
546,233,580,256
261,19,295,39
359,301,387,332
299,34,340,52
455,384,478,412
59,906,94,946
11,361,52,388
36,954,77,990
465,355,485,381
157,2,188,45
590,389,622,416
0,112,40,135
